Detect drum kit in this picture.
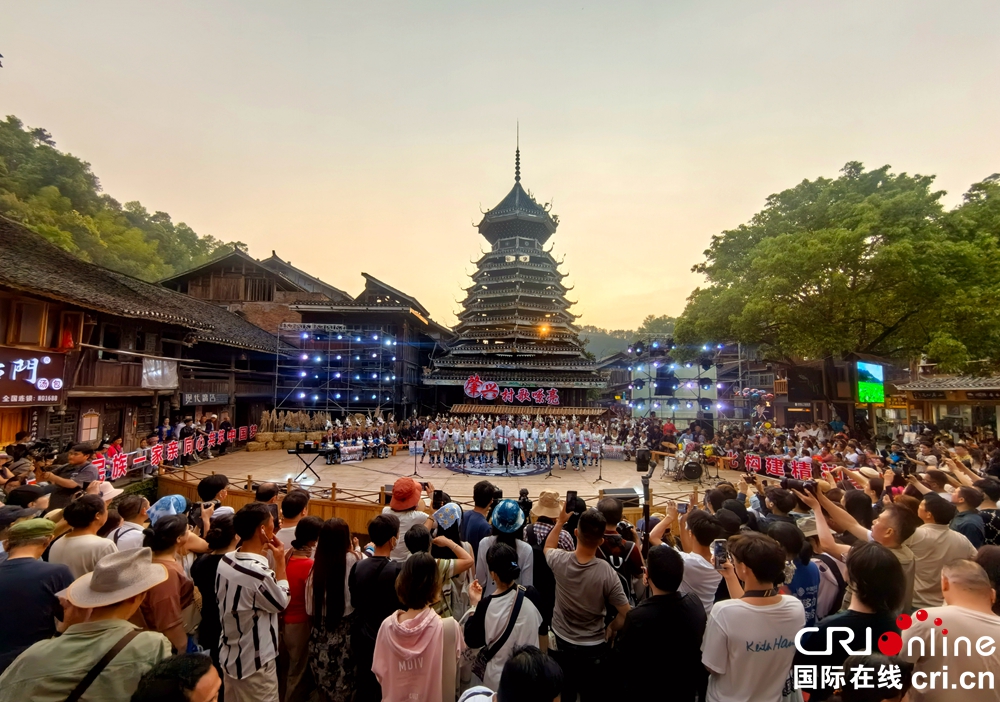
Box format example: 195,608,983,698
663,442,722,484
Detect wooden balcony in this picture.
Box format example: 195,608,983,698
774,378,788,394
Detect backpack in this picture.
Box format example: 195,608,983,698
813,553,847,620
598,540,638,607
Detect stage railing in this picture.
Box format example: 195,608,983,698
156,465,705,538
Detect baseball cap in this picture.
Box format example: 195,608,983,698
5,484,55,508
0,505,43,530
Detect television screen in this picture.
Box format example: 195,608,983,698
856,361,885,404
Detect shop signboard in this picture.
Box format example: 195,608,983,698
0,349,66,406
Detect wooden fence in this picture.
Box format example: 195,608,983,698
157,466,697,537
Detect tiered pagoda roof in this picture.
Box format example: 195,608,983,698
425,148,607,391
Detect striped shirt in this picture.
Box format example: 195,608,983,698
216,551,289,680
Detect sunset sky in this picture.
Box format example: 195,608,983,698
3,1,998,329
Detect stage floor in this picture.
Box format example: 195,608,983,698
193,449,745,504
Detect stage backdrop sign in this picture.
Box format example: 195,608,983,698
341,445,364,463
464,375,560,405
409,440,424,455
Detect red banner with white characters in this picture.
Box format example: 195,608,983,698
744,453,762,473
791,460,813,480
464,375,560,405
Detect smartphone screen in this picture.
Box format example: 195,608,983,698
712,538,728,569
433,489,444,507
421,482,429,491
565,490,577,513
677,503,688,515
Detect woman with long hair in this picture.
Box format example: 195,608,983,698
767,521,821,626
141,514,195,652
307,518,362,701
372,552,464,702
191,513,238,680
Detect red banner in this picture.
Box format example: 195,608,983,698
111,453,129,480
249,424,257,438
207,432,216,447
744,454,762,473
150,444,163,466
792,460,812,480
183,437,194,455
766,456,785,477
166,440,179,461
239,426,248,441
92,456,106,482
227,429,236,442
464,375,560,405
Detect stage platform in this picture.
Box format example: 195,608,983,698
187,449,745,504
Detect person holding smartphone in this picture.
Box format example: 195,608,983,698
649,501,725,615
542,497,629,702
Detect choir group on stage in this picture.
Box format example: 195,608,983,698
416,417,607,471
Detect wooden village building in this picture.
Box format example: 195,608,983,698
0,217,281,449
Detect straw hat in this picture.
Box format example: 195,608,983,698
531,489,564,520
63,547,168,608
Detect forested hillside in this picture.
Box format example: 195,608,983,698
0,115,241,280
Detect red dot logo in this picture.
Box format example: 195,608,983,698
933,618,943,627
942,629,948,635
915,609,928,622
896,613,912,630
879,632,903,656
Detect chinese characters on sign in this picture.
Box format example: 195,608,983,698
182,393,230,406
463,375,560,405
0,349,67,406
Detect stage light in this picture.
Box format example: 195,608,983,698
716,402,724,409
336,355,341,360
385,339,392,346
337,334,343,340
334,373,341,378
313,374,319,379
372,353,377,358
686,402,693,409
300,371,306,377
670,363,677,370
335,393,341,399
356,336,361,342
314,356,322,363
392,356,396,361
300,354,308,361
684,363,692,368
373,334,378,340
301,332,309,339
355,356,360,360
717,383,723,389
700,399,712,411
371,394,376,399
628,385,633,390
637,365,643,371
686,382,694,389
312,395,319,401
298,392,305,399
652,382,657,388
627,348,633,354
371,373,377,378
628,366,632,371
701,359,713,371
654,402,660,408
392,375,396,380
353,396,359,401
653,362,659,368
652,341,659,349
354,375,360,380
717,344,724,349
702,344,709,351
637,404,644,410
634,342,645,355
385,396,390,401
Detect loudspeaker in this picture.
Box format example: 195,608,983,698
603,487,642,508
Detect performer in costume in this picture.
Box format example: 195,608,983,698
467,421,481,465
482,421,495,464
589,425,603,467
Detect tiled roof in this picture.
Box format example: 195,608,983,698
478,182,557,235
896,376,1000,391
0,217,282,353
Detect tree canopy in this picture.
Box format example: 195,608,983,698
674,162,1000,372
0,115,243,281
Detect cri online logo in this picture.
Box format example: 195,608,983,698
795,610,941,657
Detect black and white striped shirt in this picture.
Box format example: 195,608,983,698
216,550,290,680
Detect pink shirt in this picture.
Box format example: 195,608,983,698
372,608,463,702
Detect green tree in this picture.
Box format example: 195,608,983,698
0,115,242,280
636,314,676,336
675,162,1000,371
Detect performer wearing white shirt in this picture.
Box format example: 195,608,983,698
421,424,434,464
496,419,510,466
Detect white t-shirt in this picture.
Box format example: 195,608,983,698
276,527,297,551
458,687,494,702
475,537,534,598
107,522,146,551
478,587,544,689
48,533,119,579
702,596,805,702
677,550,722,614
383,507,430,561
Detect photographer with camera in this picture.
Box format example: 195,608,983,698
595,497,644,605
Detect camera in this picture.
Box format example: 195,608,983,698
616,519,635,539
780,478,817,494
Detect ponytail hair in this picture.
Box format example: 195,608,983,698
486,541,521,584
143,514,188,552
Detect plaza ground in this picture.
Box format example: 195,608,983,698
188,448,746,507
